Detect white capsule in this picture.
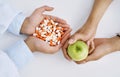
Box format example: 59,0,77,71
36,27,39,30
54,39,58,43
47,26,51,30
52,41,56,45
45,39,49,42
42,32,47,34
44,20,47,24
33,33,38,36
49,29,52,32
48,41,50,45
56,30,60,33
54,22,58,26
47,30,50,33
50,19,55,24
39,30,42,33
38,28,41,31
46,19,49,23
40,24,44,27
57,41,60,45
57,32,61,37
47,36,52,41
41,34,46,37
43,23,47,27
52,37,56,42
53,27,56,32
43,27,47,31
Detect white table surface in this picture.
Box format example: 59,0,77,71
0,0,120,77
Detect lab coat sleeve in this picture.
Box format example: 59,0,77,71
0,3,21,35
0,50,20,77
0,1,34,69
7,12,26,35
5,40,34,69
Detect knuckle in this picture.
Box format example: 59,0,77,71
42,5,48,8
68,28,72,32
93,58,99,61
92,54,97,58
35,8,40,11
75,61,81,64
92,55,100,60
40,5,48,9
73,33,79,39
49,49,58,54
35,6,48,11
50,51,57,54
76,62,80,64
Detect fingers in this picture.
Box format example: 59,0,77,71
75,60,86,64
58,24,70,28
44,15,67,24
62,28,72,39
48,45,61,54
62,40,72,61
85,53,99,62
29,6,54,22
94,38,108,46
68,33,84,44
31,6,54,18
89,41,95,54
87,41,90,47
47,34,70,54
75,50,100,64
61,33,70,45
87,39,95,55
75,55,95,64
38,6,54,13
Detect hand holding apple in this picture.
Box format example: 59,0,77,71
75,36,120,64
68,21,96,53
62,22,96,61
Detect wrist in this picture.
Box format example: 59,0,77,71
24,38,36,52
86,17,99,28
110,36,120,51
83,20,97,33
20,17,29,34
115,36,120,51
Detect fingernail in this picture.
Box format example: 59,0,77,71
51,7,54,9
68,59,72,61
81,61,86,64
68,39,74,44
87,41,90,46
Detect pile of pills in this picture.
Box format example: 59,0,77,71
33,18,65,46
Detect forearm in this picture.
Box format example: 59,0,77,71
113,36,120,51
86,0,112,28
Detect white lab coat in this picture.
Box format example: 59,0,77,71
0,0,34,77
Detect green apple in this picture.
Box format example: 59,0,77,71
67,40,88,61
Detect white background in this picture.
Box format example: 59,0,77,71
0,0,120,77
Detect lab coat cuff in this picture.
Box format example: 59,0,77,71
8,13,26,36
5,40,34,69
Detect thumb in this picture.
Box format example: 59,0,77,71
85,53,98,62
39,6,54,13
68,33,84,44
75,53,96,64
